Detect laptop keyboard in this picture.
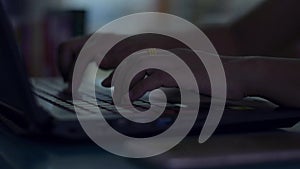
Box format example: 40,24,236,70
31,79,180,117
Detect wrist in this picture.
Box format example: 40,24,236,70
240,57,265,97
223,56,261,99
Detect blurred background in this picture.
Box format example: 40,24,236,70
2,0,300,77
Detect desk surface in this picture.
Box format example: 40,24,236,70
1,122,300,169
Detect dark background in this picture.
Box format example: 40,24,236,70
2,0,300,77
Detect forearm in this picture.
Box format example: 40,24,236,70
237,57,300,107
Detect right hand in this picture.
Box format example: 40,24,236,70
57,33,186,90
58,35,248,100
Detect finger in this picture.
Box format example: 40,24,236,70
57,42,76,82
99,45,128,70
129,70,147,90
99,35,148,70
102,71,114,87
128,68,157,90
104,70,147,88
70,42,95,91
109,53,146,96
57,36,90,82
99,35,131,70
69,56,92,91
99,53,120,70
129,73,162,100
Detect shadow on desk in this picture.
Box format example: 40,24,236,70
143,125,300,169
0,124,145,169
1,123,300,169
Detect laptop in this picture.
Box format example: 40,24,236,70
0,1,300,140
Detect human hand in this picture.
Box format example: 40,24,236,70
57,33,190,90
58,35,248,101
101,48,248,101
